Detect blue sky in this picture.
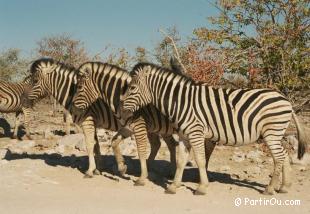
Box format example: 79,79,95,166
0,0,218,57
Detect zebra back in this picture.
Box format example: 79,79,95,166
123,63,293,145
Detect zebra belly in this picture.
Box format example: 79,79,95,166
71,111,121,132
208,123,261,146
93,117,120,131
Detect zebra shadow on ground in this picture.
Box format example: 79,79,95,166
52,130,78,136
0,117,28,140
0,118,12,138
4,151,266,193
148,159,266,194
16,126,27,140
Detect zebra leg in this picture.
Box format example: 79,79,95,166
278,155,292,193
111,132,128,176
81,118,97,178
165,142,190,194
191,137,209,195
64,110,71,135
12,111,21,139
131,117,149,186
205,141,216,170
162,135,177,176
263,140,286,195
147,133,161,162
93,133,102,175
74,124,83,134
22,107,32,140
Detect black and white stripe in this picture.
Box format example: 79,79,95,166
122,63,308,195
0,76,33,139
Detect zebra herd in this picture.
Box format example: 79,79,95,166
0,58,308,196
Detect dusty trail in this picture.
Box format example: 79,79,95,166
0,102,309,214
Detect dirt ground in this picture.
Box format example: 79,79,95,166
0,102,309,214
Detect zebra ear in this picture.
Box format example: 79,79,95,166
79,67,91,78
142,65,152,76
170,57,185,74
126,76,132,85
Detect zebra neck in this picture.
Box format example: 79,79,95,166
150,77,193,124
49,72,76,110
98,70,129,117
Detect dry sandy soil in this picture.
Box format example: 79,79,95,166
0,102,309,214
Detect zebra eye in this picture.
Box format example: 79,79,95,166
130,85,137,90
77,84,83,90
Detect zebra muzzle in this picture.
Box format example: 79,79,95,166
120,108,134,121
71,105,85,115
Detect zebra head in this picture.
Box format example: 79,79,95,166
121,65,152,118
72,63,100,112
28,58,58,101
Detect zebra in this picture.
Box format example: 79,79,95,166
0,76,34,139
27,58,184,182
71,61,216,185
121,62,309,195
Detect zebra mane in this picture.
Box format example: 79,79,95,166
77,61,128,77
131,62,200,85
22,74,33,85
30,58,78,75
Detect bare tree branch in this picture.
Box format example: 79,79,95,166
92,45,111,60
159,28,187,73
294,99,310,114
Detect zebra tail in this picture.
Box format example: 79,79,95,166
292,112,309,160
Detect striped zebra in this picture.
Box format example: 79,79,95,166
27,58,184,182
71,61,216,185
121,63,309,195
0,76,34,139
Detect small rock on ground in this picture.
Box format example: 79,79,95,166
220,165,231,172
0,149,8,159
244,166,261,177
57,134,84,147
55,144,65,154
232,151,245,162
18,140,36,150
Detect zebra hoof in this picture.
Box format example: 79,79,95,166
165,189,176,194
278,189,288,194
93,169,101,175
194,190,206,196
262,187,275,195
118,165,127,176
84,173,93,178
165,184,177,194
134,179,146,186
194,185,207,195
278,185,290,194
